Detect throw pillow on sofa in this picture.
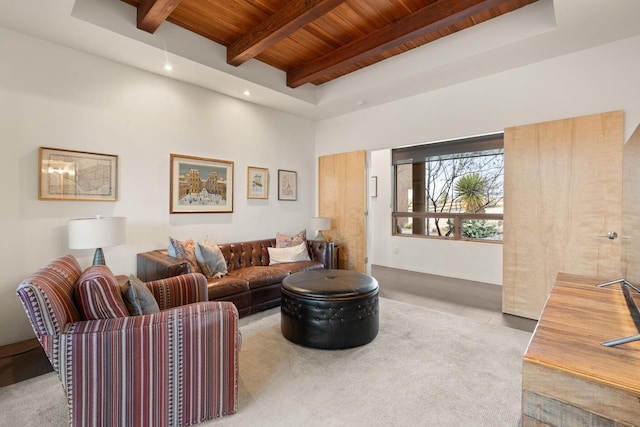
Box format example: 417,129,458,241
195,238,228,279
275,230,307,248
75,265,130,320
121,274,160,316
168,236,201,274
268,242,311,265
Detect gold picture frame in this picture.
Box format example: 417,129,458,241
170,154,234,213
247,166,268,199
39,147,118,201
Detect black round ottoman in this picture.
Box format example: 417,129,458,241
281,269,379,349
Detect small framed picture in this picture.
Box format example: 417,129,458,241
39,147,118,201
247,166,268,199
278,169,297,201
170,154,234,213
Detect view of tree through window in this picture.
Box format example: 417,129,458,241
392,134,504,241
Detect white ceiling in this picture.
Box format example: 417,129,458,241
2,0,640,121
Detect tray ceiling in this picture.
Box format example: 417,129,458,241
121,0,538,88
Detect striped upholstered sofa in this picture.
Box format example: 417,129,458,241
16,254,240,427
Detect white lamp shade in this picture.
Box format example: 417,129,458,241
310,217,331,231
68,216,127,249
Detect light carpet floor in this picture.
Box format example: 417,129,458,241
0,298,532,427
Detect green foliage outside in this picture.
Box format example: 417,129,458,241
462,220,496,239
395,149,504,238
454,173,487,213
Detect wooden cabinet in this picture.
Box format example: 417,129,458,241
522,273,640,426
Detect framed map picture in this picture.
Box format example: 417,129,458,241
39,147,118,201
170,154,234,213
247,166,268,199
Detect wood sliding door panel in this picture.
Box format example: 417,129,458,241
319,150,366,272
503,111,624,320
622,123,640,284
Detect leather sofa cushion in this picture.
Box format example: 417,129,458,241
227,266,290,289
276,261,324,274
206,277,250,300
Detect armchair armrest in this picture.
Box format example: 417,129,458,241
57,301,240,426
145,273,209,310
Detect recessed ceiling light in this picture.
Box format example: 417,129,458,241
163,63,173,72
243,90,251,97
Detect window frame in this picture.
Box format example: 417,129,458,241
391,133,504,243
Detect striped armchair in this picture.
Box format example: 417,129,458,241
16,254,240,427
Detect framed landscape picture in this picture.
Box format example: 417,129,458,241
247,166,268,199
278,169,297,201
39,147,118,201
170,154,234,213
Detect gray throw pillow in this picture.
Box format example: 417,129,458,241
195,239,228,279
121,274,160,316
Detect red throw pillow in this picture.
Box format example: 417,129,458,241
276,230,307,248
75,265,130,320
169,237,201,274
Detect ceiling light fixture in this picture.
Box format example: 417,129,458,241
243,90,251,97
163,63,173,72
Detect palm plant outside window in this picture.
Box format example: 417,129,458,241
392,133,504,241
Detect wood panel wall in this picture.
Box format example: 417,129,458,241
318,150,366,272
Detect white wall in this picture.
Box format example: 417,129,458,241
369,150,503,284
4,27,640,347
0,28,316,346
317,34,640,285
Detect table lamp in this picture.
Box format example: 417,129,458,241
310,217,331,241
68,216,127,265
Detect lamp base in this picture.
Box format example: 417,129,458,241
92,248,105,265
315,231,327,242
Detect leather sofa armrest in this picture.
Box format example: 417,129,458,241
308,241,334,269
137,250,190,282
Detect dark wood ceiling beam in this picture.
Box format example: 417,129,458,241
227,0,347,67
287,0,512,88
137,0,183,34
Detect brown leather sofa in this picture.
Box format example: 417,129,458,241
137,239,334,316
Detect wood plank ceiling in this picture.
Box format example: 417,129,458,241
121,0,538,88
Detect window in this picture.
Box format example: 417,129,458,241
392,133,504,241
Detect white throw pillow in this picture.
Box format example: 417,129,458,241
268,242,311,265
